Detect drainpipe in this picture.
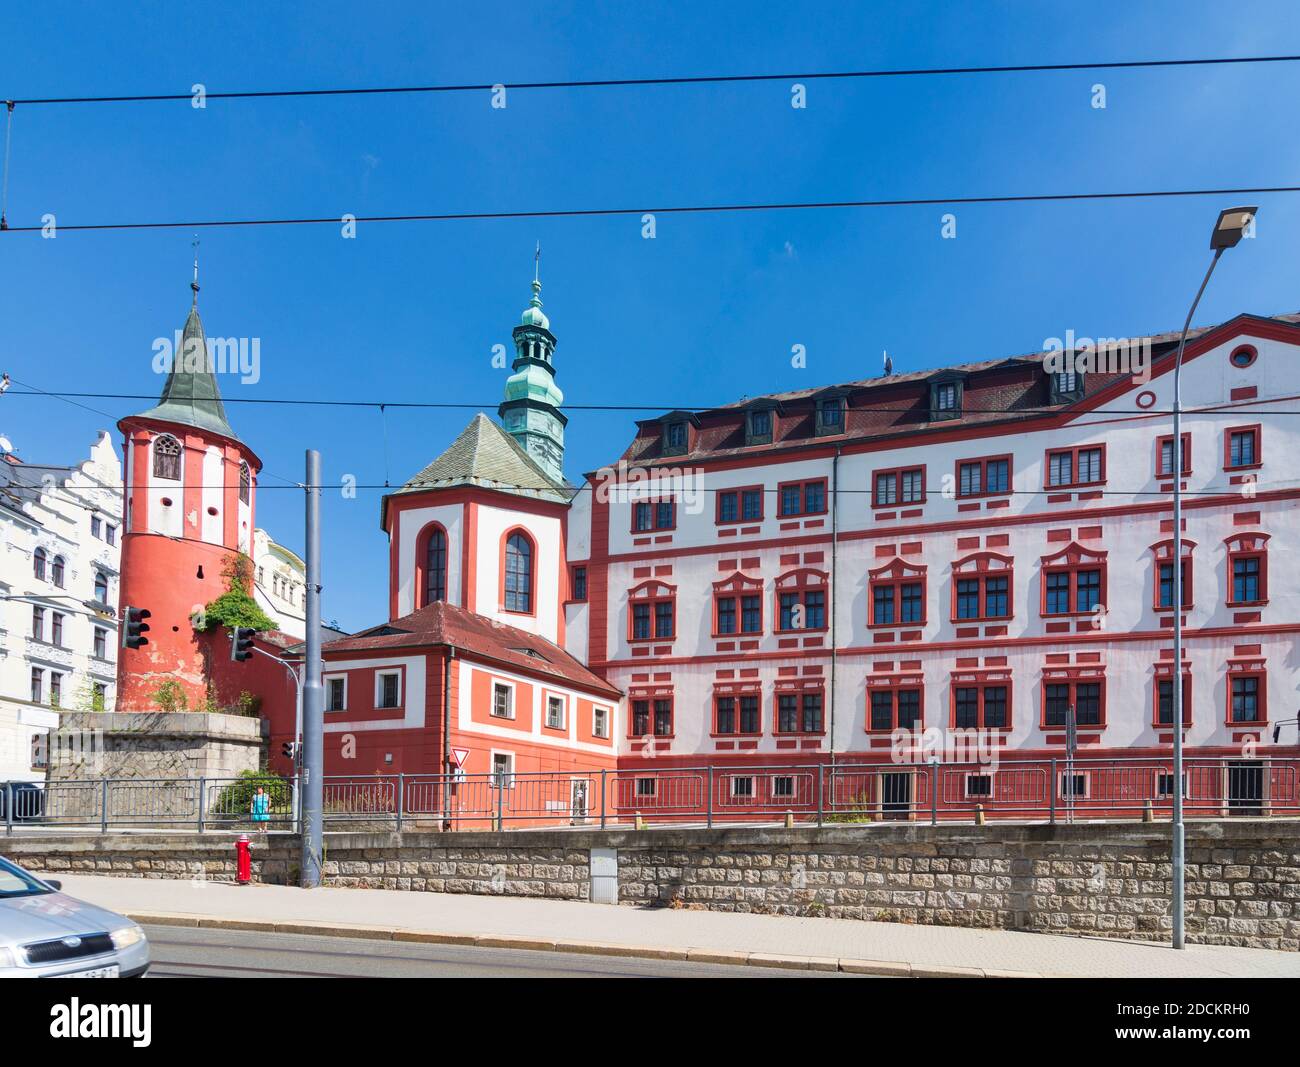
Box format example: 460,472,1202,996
829,446,841,772
442,644,455,829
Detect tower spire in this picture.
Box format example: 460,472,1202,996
191,234,200,306
499,248,566,484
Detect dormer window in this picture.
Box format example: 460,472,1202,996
929,378,963,421
814,390,848,437
745,406,775,446
1048,368,1085,404
665,421,688,455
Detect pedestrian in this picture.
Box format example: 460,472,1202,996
251,785,270,832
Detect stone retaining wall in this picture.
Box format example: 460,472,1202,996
6,819,1298,950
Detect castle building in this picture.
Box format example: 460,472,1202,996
114,272,263,712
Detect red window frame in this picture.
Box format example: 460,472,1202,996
1223,424,1262,471
499,527,536,617
867,558,928,628
954,453,1012,499
865,675,925,734
712,687,763,737
1039,674,1107,730
1150,539,1195,611
872,465,926,508
628,692,675,739
711,572,765,637
950,552,1014,623
715,484,765,525
776,478,828,518
1155,432,1192,478
773,682,826,736
627,579,677,643
774,568,829,634
1039,543,1108,618
414,521,450,609
1225,532,1269,607
1225,663,1267,727
630,495,677,533
1152,665,1192,728
948,674,1013,732
1043,444,1106,489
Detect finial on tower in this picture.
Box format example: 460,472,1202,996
520,242,549,329
191,234,201,304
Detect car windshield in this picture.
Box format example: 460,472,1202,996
0,856,54,899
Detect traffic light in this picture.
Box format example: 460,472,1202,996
121,606,151,649
230,626,255,662
281,740,300,765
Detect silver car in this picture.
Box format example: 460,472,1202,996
0,856,149,978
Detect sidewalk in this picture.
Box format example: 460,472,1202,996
56,874,1300,978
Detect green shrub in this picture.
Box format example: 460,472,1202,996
210,769,292,819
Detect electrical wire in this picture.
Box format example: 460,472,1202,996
0,184,1296,234
9,53,1300,106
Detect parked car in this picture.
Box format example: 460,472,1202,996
0,782,44,822
0,856,149,977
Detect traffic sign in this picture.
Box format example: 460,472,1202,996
451,747,470,767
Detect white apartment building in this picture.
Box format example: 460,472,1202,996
0,431,122,783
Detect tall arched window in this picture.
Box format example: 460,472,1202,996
239,461,251,504
503,531,533,613
94,572,109,603
33,547,47,581
153,434,182,480
51,556,65,588
425,528,447,604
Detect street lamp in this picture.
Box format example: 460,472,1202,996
1171,205,1256,950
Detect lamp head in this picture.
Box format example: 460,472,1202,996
1210,206,1257,250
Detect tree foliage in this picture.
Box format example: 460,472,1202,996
194,552,276,633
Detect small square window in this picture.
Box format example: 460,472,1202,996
375,671,401,709
546,695,565,730
772,775,794,798
730,775,755,798
326,677,347,712
592,706,609,739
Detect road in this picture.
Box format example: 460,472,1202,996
142,925,864,978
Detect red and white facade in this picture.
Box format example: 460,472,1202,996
563,314,1300,785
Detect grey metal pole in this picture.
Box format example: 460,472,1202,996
1171,249,1222,949
301,449,324,888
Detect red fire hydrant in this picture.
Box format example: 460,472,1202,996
235,834,252,885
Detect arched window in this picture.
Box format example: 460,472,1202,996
94,572,109,603
425,528,447,604
51,556,65,588
503,531,533,613
153,434,182,480
239,461,251,504
33,547,47,581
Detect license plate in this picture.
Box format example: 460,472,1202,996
50,964,120,978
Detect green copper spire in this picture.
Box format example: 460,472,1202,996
133,250,242,442
498,247,566,483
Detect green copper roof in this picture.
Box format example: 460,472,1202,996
133,294,241,442
520,278,549,329
394,413,569,501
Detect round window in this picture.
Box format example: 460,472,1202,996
1229,345,1257,369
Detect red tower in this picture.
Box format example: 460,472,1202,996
115,271,262,711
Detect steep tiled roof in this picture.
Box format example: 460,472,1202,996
133,301,242,442
323,600,620,698
617,312,1300,468
389,413,570,503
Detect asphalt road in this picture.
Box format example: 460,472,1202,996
142,925,863,978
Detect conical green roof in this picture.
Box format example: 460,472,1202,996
134,295,241,441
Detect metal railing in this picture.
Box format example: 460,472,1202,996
4,755,1298,833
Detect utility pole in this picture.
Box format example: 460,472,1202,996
300,449,323,888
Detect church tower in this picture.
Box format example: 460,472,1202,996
498,257,567,483
115,261,262,711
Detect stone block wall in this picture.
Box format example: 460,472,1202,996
6,819,1299,950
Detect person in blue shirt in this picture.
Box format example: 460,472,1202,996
250,786,271,832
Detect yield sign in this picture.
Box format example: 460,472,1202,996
450,748,470,767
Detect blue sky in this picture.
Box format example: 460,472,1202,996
1,1,1297,631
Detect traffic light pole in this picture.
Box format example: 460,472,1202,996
301,449,324,889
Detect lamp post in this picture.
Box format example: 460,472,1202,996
1170,206,1256,949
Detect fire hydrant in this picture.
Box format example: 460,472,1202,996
235,834,252,885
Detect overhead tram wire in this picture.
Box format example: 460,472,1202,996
8,53,1300,106
9,385,1300,417
1,184,1298,235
